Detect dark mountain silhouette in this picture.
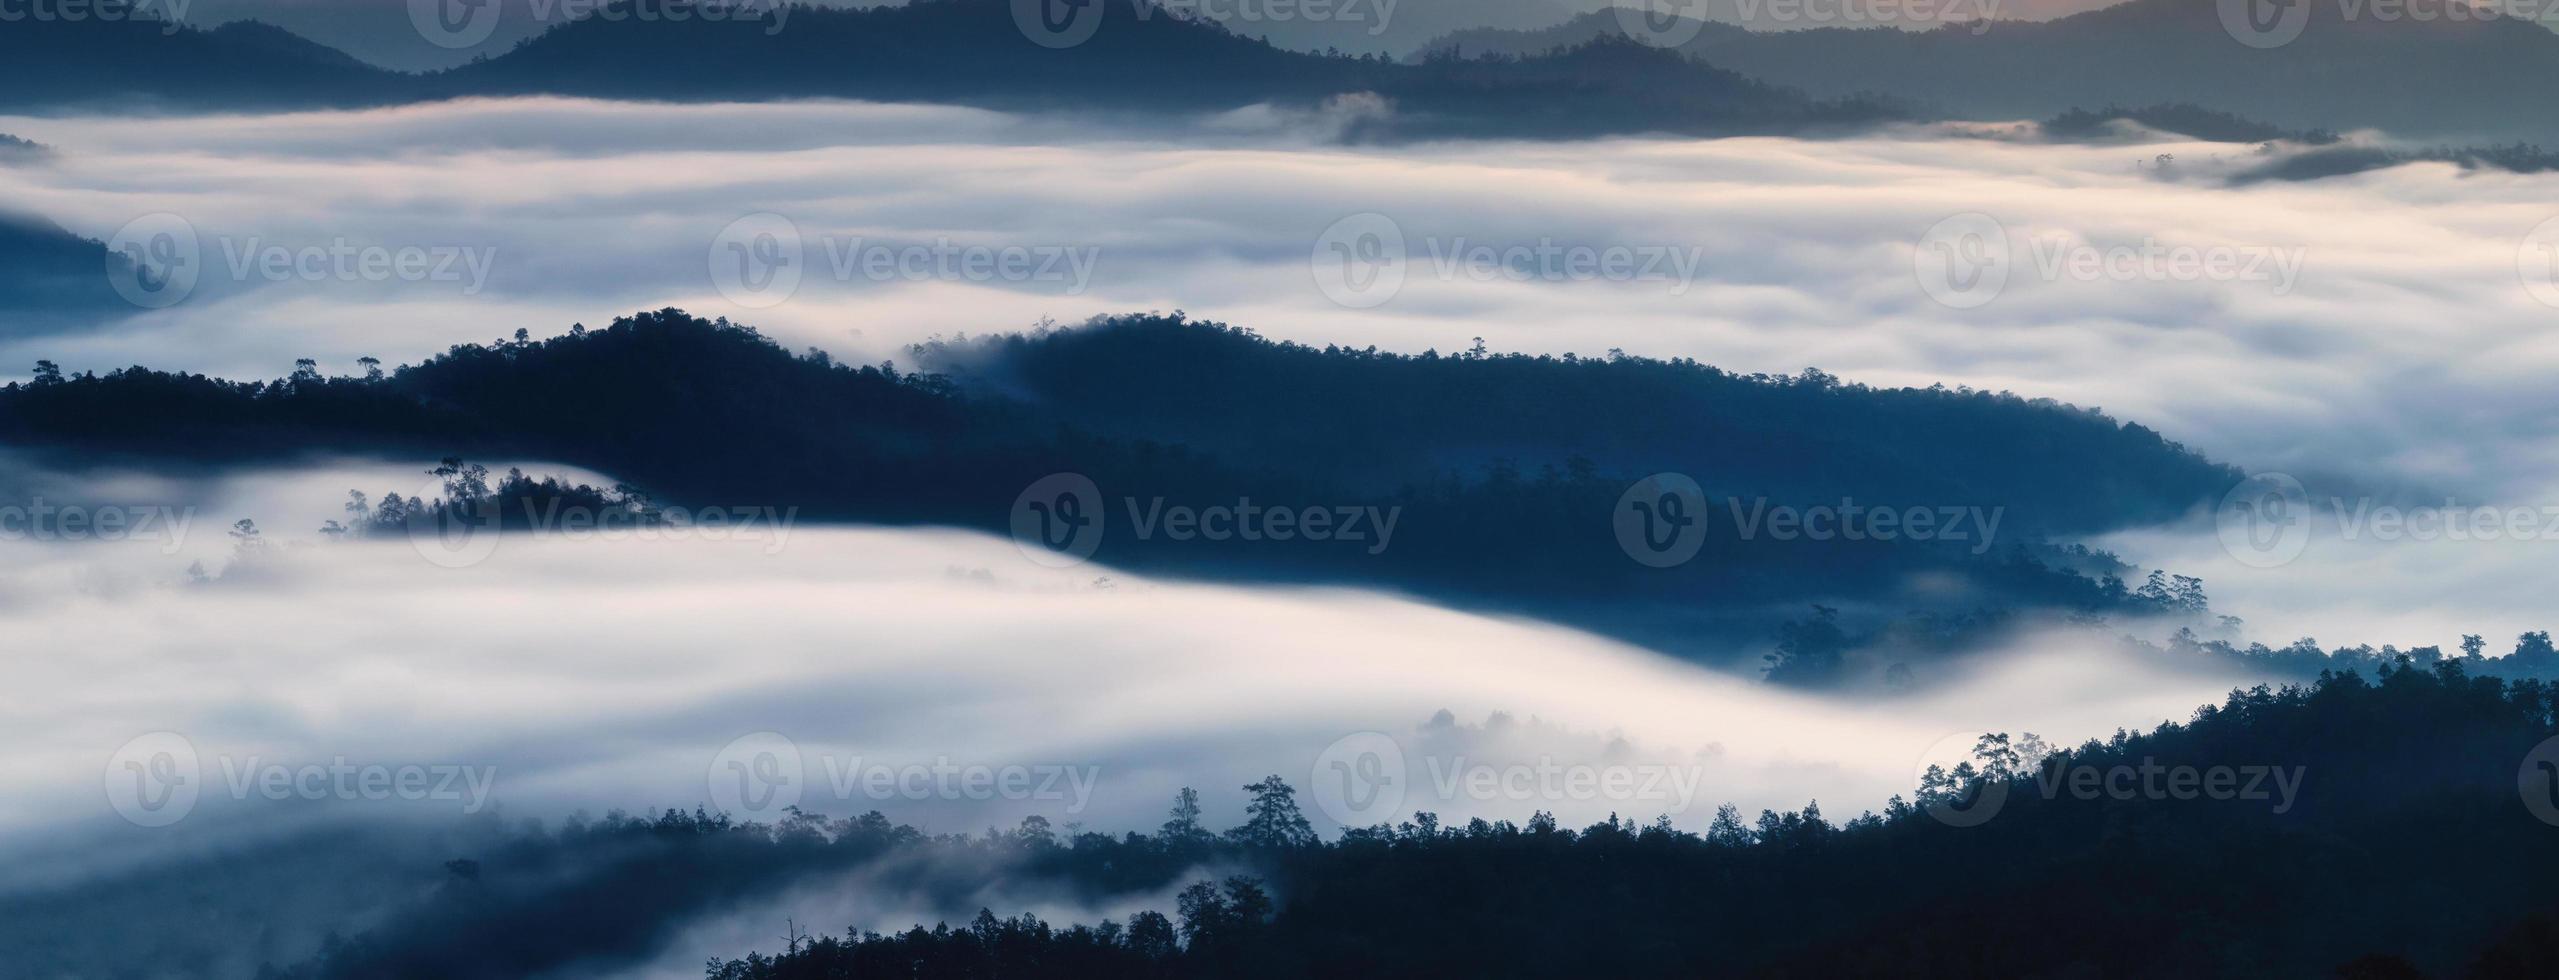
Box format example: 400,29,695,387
0,0,1889,137
0,309,2239,664
1419,0,2559,142
912,314,2232,534
423,0,1890,137
0,213,138,329
0,12,412,112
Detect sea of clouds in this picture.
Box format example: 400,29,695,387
3,95,2557,971
6,97,2558,649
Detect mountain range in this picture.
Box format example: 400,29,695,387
0,0,1886,138
10,0,2559,141
1419,0,2559,142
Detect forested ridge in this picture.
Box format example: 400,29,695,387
0,308,2242,664
45,662,2541,978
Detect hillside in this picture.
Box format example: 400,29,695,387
0,309,2242,661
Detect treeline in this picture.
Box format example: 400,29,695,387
195,662,2559,977
2234,141,2559,184
694,662,2559,978
912,312,2238,535
2044,103,2342,145
0,309,2233,665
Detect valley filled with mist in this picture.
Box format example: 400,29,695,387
7,1,2559,976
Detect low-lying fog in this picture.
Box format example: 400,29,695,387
0,457,2244,871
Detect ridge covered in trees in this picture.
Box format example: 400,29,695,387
15,663,2541,977
0,309,2242,668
